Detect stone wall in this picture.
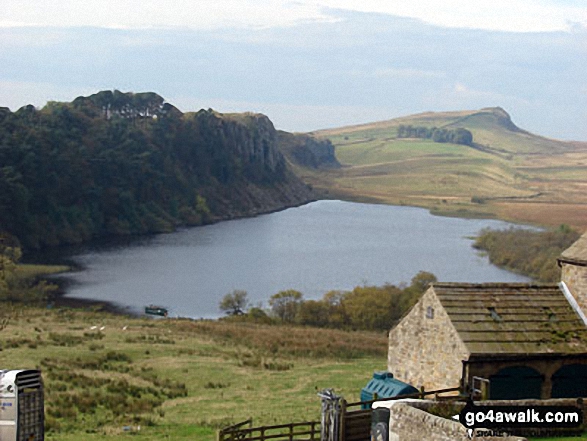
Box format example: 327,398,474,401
477,399,586,439
420,398,587,438
387,403,527,441
387,287,469,391
561,262,587,317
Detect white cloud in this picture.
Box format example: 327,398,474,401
0,0,585,32
0,0,334,30
315,0,587,32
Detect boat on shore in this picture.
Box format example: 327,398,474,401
145,305,168,317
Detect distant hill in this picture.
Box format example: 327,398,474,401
314,107,581,155
306,107,587,228
0,91,314,249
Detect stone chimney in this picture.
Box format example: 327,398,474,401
559,232,587,318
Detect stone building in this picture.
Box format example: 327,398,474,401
387,231,587,400
558,231,587,317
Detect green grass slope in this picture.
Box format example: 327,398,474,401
0,307,386,441
306,108,587,228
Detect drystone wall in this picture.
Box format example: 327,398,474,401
387,403,527,441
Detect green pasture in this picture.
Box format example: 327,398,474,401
335,138,488,166
0,307,387,441
331,138,530,204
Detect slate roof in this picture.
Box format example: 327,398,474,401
559,232,587,266
432,283,587,355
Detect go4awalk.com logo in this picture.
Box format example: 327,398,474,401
453,400,583,439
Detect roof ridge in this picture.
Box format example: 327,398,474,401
559,231,587,265
432,282,559,289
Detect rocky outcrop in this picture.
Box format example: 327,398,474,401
277,131,340,169
194,111,316,219
193,111,287,181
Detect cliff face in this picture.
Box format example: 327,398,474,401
0,91,315,249
277,131,340,169
216,112,285,173
190,111,315,218
192,110,286,183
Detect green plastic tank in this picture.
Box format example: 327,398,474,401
360,371,418,409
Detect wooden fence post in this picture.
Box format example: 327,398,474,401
339,399,347,441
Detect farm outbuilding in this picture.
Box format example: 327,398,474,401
387,231,587,400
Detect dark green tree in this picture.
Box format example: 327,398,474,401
219,290,249,316
408,271,437,294
297,300,331,327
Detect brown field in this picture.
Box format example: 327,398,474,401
495,202,587,229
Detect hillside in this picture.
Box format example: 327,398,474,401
308,107,587,229
0,91,315,250
314,107,576,155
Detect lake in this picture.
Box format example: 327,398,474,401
52,200,530,318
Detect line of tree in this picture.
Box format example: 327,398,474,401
0,234,56,307
473,225,580,282
219,271,437,331
397,125,473,146
0,91,296,250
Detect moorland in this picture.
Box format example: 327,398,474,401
302,107,587,229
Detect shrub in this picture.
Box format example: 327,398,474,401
474,226,580,282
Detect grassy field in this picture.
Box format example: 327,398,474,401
13,263,71,279
0,306,387,441
306,108,587,229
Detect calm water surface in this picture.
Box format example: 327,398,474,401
54,200,529,318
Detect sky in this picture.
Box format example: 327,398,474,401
0,0,586,140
